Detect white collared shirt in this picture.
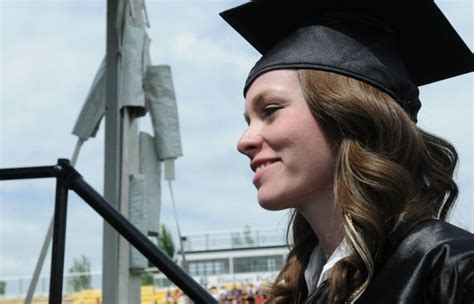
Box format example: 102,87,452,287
304,239,350,292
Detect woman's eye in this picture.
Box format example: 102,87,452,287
263,106,281,118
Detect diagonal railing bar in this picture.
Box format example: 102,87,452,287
0,159,217,304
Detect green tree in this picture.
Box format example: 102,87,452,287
231,231,243,247
158,224,175,259
67,255,91,292
141,271,154,286
243,225,255,245
0,281,5,295
141,224,176,285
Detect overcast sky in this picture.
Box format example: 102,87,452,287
0,0,472,287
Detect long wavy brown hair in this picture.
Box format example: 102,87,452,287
264,69,458,303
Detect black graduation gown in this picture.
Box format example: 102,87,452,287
303,219,474,303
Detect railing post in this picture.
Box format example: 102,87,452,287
48,159,70,304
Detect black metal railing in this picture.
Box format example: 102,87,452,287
0,159,217,304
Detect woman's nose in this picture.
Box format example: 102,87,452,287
236,128,262,158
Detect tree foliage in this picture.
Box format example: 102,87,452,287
158,224,175,259
232,226,255,247
141,224,176,286
67,255,91,292
231,231,243,247
244,225,255,245
141,271,154,286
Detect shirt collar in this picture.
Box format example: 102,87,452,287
304,238,350,292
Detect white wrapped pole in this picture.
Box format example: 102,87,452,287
72,58,106,140
145,65,183,160
139,132,162,236
128,0,150,28
145,65,185,265
72,12,150,141
129,174,147,272
119,16,149,116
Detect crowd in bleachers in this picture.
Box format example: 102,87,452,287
164,284,268,304
213,284,267,304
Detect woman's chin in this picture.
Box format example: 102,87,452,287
257,194,289,211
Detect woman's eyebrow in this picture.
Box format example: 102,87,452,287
251,91,267,108
243,92,266,124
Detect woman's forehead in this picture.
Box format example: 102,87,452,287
245,70,300,104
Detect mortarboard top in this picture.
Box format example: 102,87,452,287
220,0,473,120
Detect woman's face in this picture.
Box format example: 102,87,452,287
237,70,335,211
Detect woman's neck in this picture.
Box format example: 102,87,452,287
297,186,344,258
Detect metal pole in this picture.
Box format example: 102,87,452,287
24,218,53,304
48,160,70,304
167,180,187,268
70,138,84,166
103,0,122,302
122,110,142,304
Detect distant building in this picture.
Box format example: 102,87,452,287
155,227,290,288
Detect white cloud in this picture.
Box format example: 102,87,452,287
172,32,255,76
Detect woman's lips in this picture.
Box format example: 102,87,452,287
253,160,279,187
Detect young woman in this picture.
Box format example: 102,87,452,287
222,1,473,303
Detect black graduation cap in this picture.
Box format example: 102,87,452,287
220,0,473,120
